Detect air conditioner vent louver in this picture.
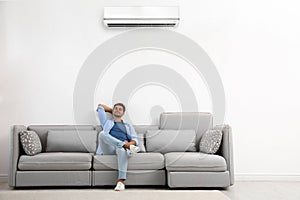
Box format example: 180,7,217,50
103,7,180,28
107,24,177,27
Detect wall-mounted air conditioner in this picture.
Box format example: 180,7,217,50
103,6,180,28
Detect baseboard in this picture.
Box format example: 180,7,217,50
0,174,8,183
235,173,300,181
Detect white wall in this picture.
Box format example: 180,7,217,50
1,0,300,181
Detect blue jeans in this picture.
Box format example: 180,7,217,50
98,131,131,179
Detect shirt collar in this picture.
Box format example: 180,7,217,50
113,118,126,124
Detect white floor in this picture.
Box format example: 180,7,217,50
223,181,300,200
1,181,300,200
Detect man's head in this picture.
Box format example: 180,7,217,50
112,103,126,118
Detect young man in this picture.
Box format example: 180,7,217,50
96,103,140,191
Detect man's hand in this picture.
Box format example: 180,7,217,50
122,140,136,150
98,103,113,113
123,140,130,150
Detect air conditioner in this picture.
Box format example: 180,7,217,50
103,6,180,28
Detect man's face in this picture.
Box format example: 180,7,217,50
112,105,124,118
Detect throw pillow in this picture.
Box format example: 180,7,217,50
146,129,196,154
19,130,42,156
199,129,223,154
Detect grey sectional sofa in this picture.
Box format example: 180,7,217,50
9,112,234,188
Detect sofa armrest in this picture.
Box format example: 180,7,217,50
8,125,26,187
214,124,234,185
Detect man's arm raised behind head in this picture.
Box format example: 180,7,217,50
96,103,113,126
98,103,113,113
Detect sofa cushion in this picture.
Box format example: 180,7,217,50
133,125,159,152
146,129,196,154
46,130,97,153
93,152,164,170
199,129,223,154
164,152,227,172
19,130,42,156
27,125,95,152
159,112,213,151
18,152,92,170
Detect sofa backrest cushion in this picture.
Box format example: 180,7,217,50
146,129,196,154
133,125,159,153
46,130,98,153
27,125,94,152
159,112,213,151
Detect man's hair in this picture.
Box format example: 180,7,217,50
113,103,126,112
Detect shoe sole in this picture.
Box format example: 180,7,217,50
114,188,125,191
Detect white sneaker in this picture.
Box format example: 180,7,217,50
129,145,140,153
114,181,125,191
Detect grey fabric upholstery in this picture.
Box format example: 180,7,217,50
214,124,235,185
27,125,94,152
18,152,92,170
159,112,213,150
9,125,27,187
167,171,230,188
164,152,227,172
146,129,196,154
46,130,97,153
16,171,91,186
133,125,159,151
133,125,159,133
93,170,166,186
93,152,164,170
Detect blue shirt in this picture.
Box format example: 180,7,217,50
109,121,132,142
95,106,139,155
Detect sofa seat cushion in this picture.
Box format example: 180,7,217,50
165,152,227,172
18,152,92,170
93,152,164,170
